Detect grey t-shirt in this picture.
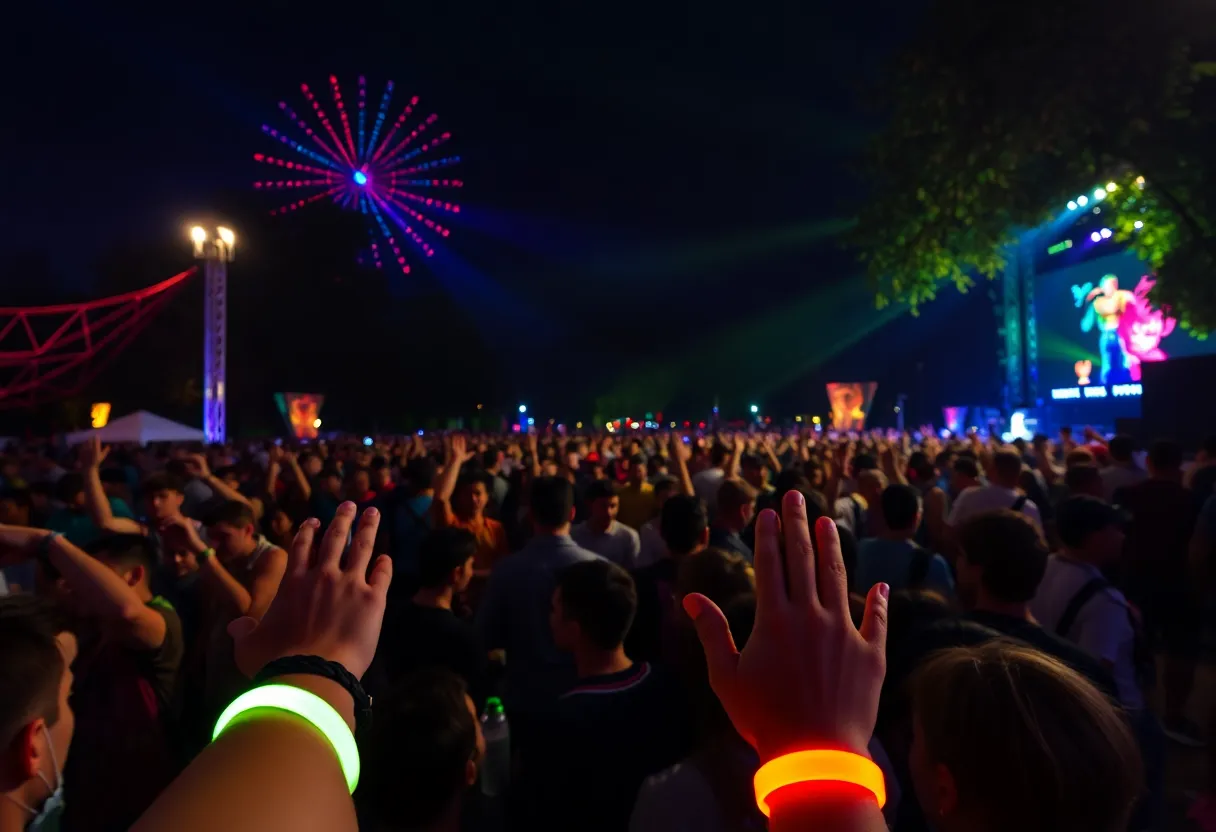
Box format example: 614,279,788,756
572,520,642,569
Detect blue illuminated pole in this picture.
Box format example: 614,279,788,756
191,226,236,444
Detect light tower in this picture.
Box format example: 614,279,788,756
190,225,236,443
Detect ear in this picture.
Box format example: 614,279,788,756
697,527,710,547
568,506,576,523
465,757,478,787
16,719,44,779
126,564,147,588
934,762,959,818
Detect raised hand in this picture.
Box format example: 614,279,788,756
231,503,391,679
186,453,211,479
80,435,110,470
669,431,691,463
684,490,888,762
449,434,475,465
159,516,208,556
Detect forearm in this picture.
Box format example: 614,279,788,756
46,533,148,621
204,474,253,508
266,463,281,501
290,461,313,500
674,457,695,497
83,466,118,528
132,674,356,832
201,556,254,615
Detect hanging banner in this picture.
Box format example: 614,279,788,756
274,392,325,440
825,382,877,431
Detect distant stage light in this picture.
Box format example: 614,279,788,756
1106,181,1117,191
749,404,759,414
1094,188,1107,200
1135,175,1146,187
518,404,527,413
1134,220,1144,229
1067,201,1078,211
353,170,368,186
1077,195,1089,207
1100,227,1112,239
1090,231,1102,242
313,418,322,429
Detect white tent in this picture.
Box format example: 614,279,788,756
65,411,205,446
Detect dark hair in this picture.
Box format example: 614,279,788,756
143,472,185,496
99,468,128,485
417,527,478,588
660,495,709,555
629,453,648,468
584,479,618,503
164,459,191,479
403,457,437,491
1108,435,1136,462
956,511,1048,603
1055,496,1122,550
0,597,68,746
530,476,575,529
556,559,637,650
359,669,478,831
86,533,158,576
455,470,490,493
675,548,754,610
54,472,85,504
709,444,729,468
880,484,922,532
651,475,679,498
992,449,1023,482
717,478,758,515
1147,439,1183,471
206,499,255,529
907,451,936,483
1064,464,1102,494
952,457,980,479
913,643,1142,832
481,448,502,470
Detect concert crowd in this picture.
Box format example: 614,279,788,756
3,424,1216,832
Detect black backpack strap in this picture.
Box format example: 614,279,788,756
907,545,932,588
1055,577,1109,638
1011,494,1029,512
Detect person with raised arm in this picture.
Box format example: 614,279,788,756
131,502,391,832
684,490,890,832
0,526,185,829
431,434,508,576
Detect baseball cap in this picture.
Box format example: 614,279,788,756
1055,496,1123,548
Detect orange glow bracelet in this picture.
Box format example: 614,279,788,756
754,749,886,817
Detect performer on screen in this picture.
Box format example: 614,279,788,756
1073,274,1134,384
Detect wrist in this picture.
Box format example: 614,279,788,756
264,673,357,734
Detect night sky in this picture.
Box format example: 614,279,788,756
1,0,1000,433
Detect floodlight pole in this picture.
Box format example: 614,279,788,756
191,227,236,444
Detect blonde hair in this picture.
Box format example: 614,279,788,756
913,641,1142,832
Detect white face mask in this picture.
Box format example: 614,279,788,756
4,724,65,832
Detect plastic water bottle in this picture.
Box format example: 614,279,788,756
480,696,510,797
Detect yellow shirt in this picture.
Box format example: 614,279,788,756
617,481,657,530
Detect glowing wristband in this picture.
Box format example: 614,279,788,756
754,749,886,817
213,683,360,792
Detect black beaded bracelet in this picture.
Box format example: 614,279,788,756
254,655,373,737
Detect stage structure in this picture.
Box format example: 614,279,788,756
0,270,194,408
999,179,1216,429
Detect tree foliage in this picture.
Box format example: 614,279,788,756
852,0,1216,332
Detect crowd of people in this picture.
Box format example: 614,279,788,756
2,423,1216,831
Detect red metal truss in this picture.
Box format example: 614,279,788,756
0,268,195,408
